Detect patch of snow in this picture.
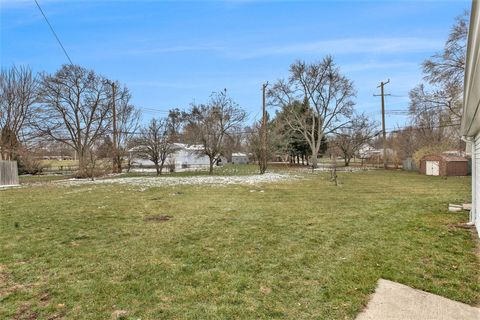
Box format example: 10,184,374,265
0,184,20,189
60,173,294,188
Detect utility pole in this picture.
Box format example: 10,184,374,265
110,81,119,173
260,82,268,174
374,79,390,169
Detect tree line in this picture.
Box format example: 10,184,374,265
0,58,376,177
391,11,468,165
0,11,467,176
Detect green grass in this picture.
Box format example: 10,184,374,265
40,159,78,167
1,170,478,319
19,174,74,184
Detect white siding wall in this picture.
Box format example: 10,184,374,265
462,2,480,237
168,149,210,168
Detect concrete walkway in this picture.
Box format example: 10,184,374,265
356,279,480,320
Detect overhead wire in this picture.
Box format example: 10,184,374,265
34,0,74,65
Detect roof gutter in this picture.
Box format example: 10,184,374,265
461,0,480,137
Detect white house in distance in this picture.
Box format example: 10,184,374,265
357,144,394,160
462,0,480,237
130,143,211,171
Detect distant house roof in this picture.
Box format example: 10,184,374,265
128,143,204,153
232,152,247,157
172,143,204,151
442,150,468,157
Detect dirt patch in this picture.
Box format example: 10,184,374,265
0,264,21,298
13,303,38,320
260,286,272,294
47,312,65,320
39,292,51,306
448,223,475,230
144,215,173,222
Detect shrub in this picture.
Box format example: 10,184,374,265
17,151,46,175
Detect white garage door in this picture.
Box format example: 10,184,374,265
474,134,480,231
426,161,440,176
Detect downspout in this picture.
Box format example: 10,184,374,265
461,136,475,225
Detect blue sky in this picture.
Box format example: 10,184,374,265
0,0,471,128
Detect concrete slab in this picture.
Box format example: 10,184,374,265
356,279,480,320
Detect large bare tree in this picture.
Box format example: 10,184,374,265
137,118,175,175
332,114,378,166
183,89,247,174
0,66,38,160
34,65,112,176
268,56,356,168
409,11,468,148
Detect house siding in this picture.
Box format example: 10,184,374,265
462,1,480,236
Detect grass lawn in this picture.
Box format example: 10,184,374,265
1,170,479,319
19,174,74,184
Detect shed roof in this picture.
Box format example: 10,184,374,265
232,152,247,157
421,154,468,162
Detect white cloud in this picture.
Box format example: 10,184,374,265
122,37,443,60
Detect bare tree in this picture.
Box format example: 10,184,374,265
332,114,378,166
409,11,468,148
0,66,38,160
138,118,175,175
245,122,262,164
389,126,418,160
183,89,247,174
423,11,467,89
108,81,141,173
268,57,356,168
167,108,184,143
408,84,455,145
34,65,112,177
245,119,277,168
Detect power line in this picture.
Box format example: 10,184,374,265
139,108,171,114
34,0,74,65
385,122,461,134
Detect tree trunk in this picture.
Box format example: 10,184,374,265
90,160,95,181
155,162,160,176
113,155,122,173
311,155,318,168
209,158,214,175
159,159,166,175
344,157,350,166
77,149,88,178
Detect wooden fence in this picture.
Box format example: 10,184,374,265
0,160,19,186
